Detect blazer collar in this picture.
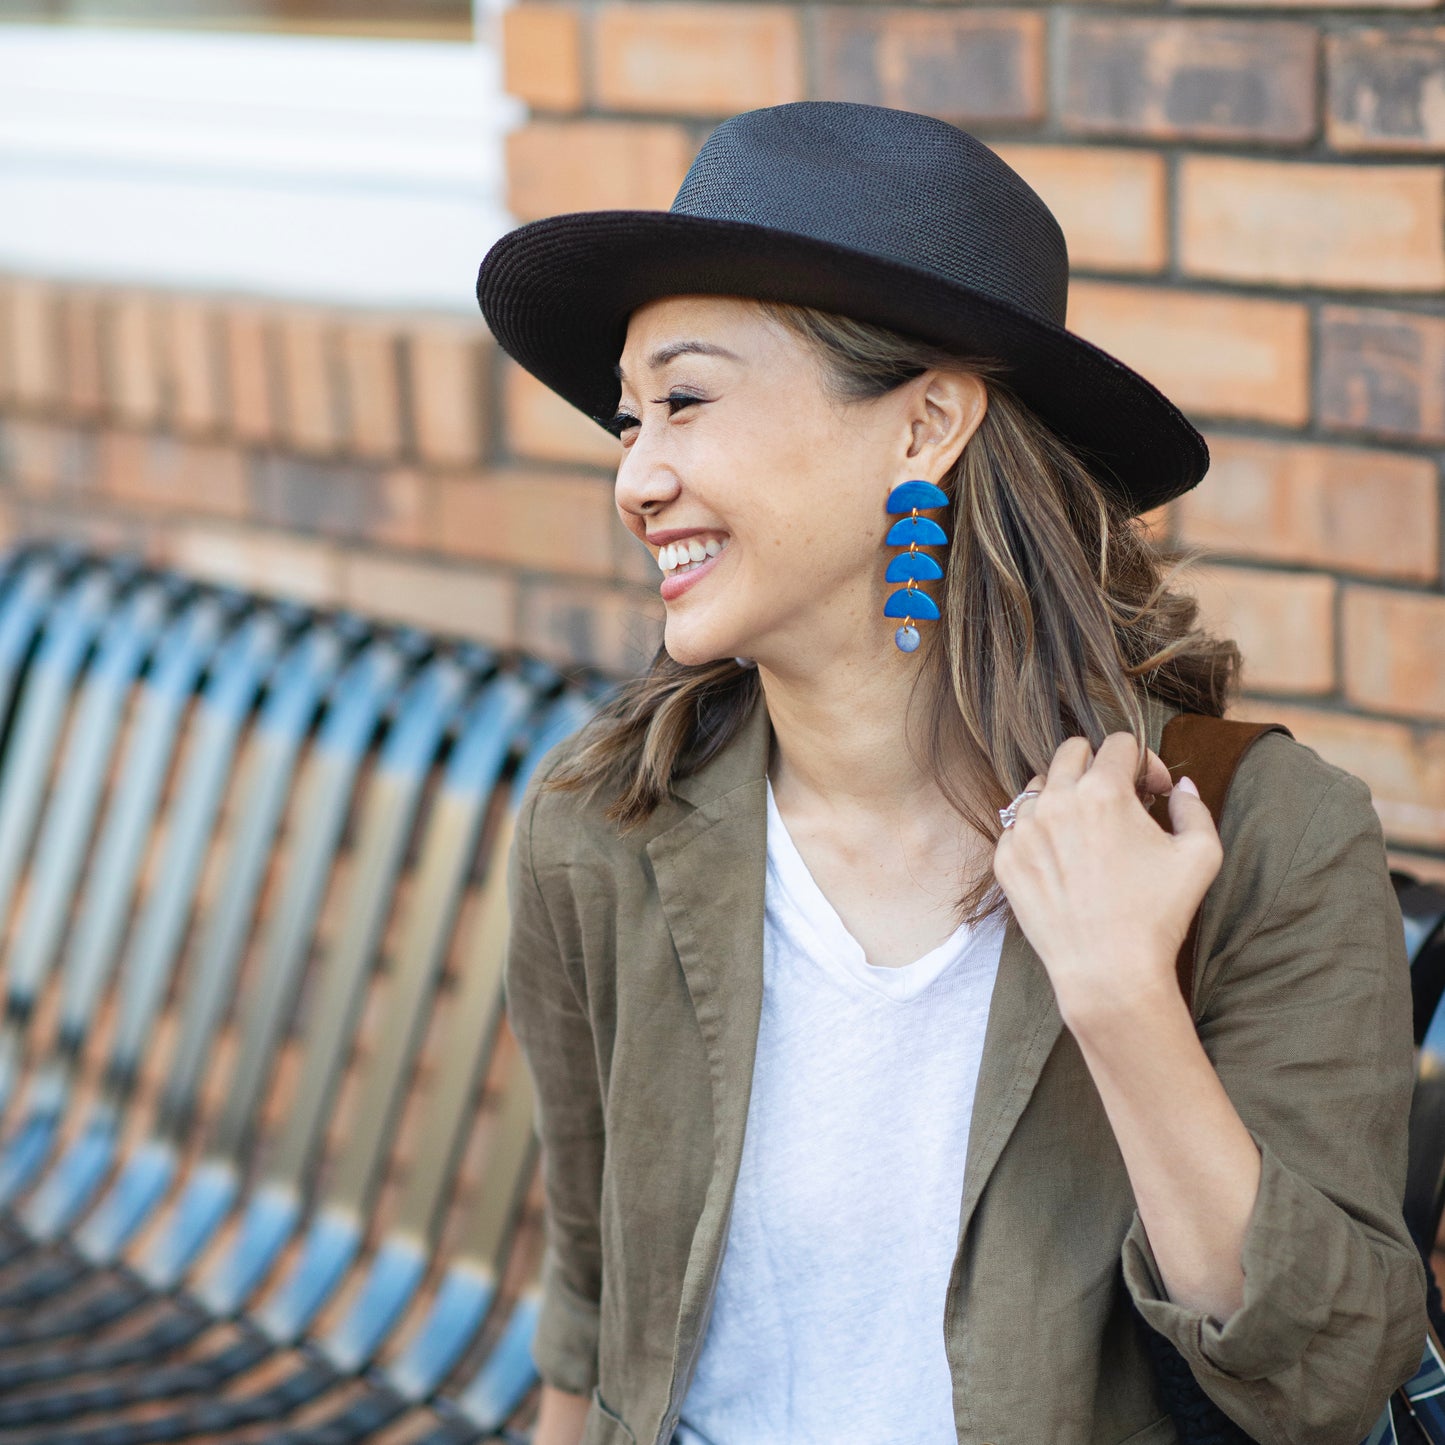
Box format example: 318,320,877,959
645,684,1180,1334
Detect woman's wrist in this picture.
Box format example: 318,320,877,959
1050,949,1189,1048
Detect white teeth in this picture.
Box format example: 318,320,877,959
657,536,728,575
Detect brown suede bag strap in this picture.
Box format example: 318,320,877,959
1147,714,1295,1010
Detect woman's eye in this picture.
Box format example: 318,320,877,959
604,392,703,440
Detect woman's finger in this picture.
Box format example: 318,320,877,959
1142,747,1173,798
1086,732,1145,792
1087,733,1174,807
1045,736,1093,790
998,773,1047,834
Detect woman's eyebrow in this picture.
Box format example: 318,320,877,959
613,340,743,382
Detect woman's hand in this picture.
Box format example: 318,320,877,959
991,732,1224,1032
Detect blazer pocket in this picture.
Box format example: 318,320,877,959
585,1384,640,1445
1116,1415,1178,1445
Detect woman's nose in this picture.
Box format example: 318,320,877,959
615,450,682,521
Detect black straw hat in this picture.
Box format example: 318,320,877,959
475,100,1207,516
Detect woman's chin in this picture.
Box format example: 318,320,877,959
662,622,747,671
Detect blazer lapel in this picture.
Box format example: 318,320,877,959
954,908,1063,1246
956,692,1179,1245
645,687,773,1355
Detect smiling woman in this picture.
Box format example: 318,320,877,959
475,101,1427,1445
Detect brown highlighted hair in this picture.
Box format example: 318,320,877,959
544,299,1241,926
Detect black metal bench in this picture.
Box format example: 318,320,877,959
0,541,602,1444
0,539,1437,1445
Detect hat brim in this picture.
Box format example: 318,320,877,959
476,210,1208,516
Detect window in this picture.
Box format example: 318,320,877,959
0,7,519,311
0,1,471,40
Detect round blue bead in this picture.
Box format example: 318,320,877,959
895,624,921,653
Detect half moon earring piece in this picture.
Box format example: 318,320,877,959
883,479,948,652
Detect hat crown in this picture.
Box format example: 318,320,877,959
669,101,1069,328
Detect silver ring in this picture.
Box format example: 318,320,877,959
998,788,1042,830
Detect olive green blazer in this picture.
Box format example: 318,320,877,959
503,685,1427,1445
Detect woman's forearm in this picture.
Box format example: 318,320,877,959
532,1383,592,1445
1065,974,1262,1323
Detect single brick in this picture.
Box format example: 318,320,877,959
503,359,621,468
164,297,227,436
1181,435,1438,582
506,120,694,220
9,278,62,412
60,288,106,419
521,577,663,674
370,467,432,550
247,455,428,547
1318,305,1445,444
224,306,281,445
278,310,344,456
406,320,490,467
595,4,802,116
1180,156,1445,291
338,551,515,649
166,521,342,608
1328,28,1445,152
0,418,94,498
94,429,154,508
1343,586,1445,721
105,290,166,427
99,431,247,521
1067,282,1310,425
249,453,390,539
337,316,405,460
1058,16,1317,143
502,3,585,112
1231,699,1445,850
992,145,1166,273
434,467,617,578
817,8,1044,125
1184,561,1335,695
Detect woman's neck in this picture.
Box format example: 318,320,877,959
757,654,966,819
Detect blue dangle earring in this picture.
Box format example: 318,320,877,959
883,479,949,652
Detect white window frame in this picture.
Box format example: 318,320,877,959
0,0,522,313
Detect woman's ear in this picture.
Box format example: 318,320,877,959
909,369,988,474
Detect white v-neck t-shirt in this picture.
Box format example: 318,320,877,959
672,778,1006,1445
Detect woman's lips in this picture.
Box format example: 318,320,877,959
660,545,726,601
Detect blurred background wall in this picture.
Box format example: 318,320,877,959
0,0,1442,877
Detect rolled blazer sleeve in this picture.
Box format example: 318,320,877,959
503,756,606,1398
1121,762,1428,1445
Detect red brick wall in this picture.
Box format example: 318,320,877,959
501,3,1445,878
2,5,1444,876
0,281,662,675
